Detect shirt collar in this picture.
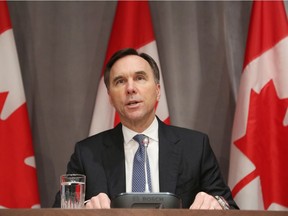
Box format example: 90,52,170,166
122,117,159,145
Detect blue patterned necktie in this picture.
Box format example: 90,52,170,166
132,134,152,192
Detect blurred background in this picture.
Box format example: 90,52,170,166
7,1,282,207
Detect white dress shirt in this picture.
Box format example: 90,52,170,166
122,117,159,192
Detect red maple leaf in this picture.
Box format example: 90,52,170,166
233,80,288,209
0,92,39,208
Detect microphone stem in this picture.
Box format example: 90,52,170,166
144,143,150,193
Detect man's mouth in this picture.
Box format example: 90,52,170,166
127,100,140,106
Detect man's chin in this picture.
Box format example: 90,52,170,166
121,113,145,124
125,115,143,122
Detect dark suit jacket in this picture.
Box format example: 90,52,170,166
53,118,238,209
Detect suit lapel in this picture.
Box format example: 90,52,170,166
102,124,126,198
158,119,181,193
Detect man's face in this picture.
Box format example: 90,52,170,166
108,55,160,129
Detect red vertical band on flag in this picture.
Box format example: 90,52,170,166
0,1,40,208
104,1,155,68
0,2,11,34
243,1,288,69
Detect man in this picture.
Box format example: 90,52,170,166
53,48,238,209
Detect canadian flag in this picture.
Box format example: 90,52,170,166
0,2,40,208
89,0,169,135
228,1,288,210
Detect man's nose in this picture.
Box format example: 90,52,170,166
126,80,136,94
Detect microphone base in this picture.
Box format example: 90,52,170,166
111,192,182,209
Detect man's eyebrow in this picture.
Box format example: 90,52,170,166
135,71,147,76
111,71,147,83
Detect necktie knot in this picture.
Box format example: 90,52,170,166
133,134,147,146
133,134,148,155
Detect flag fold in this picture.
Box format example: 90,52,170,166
228,1,288,210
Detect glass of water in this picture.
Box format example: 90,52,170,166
60,174,86,208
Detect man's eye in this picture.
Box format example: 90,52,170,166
115,79,124,85
136,76,145,81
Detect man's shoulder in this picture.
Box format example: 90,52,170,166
159,122,211,153
76,124,122,146
159,120,208,138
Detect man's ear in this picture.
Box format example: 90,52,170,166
156,84,161,101
107,90,113,106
